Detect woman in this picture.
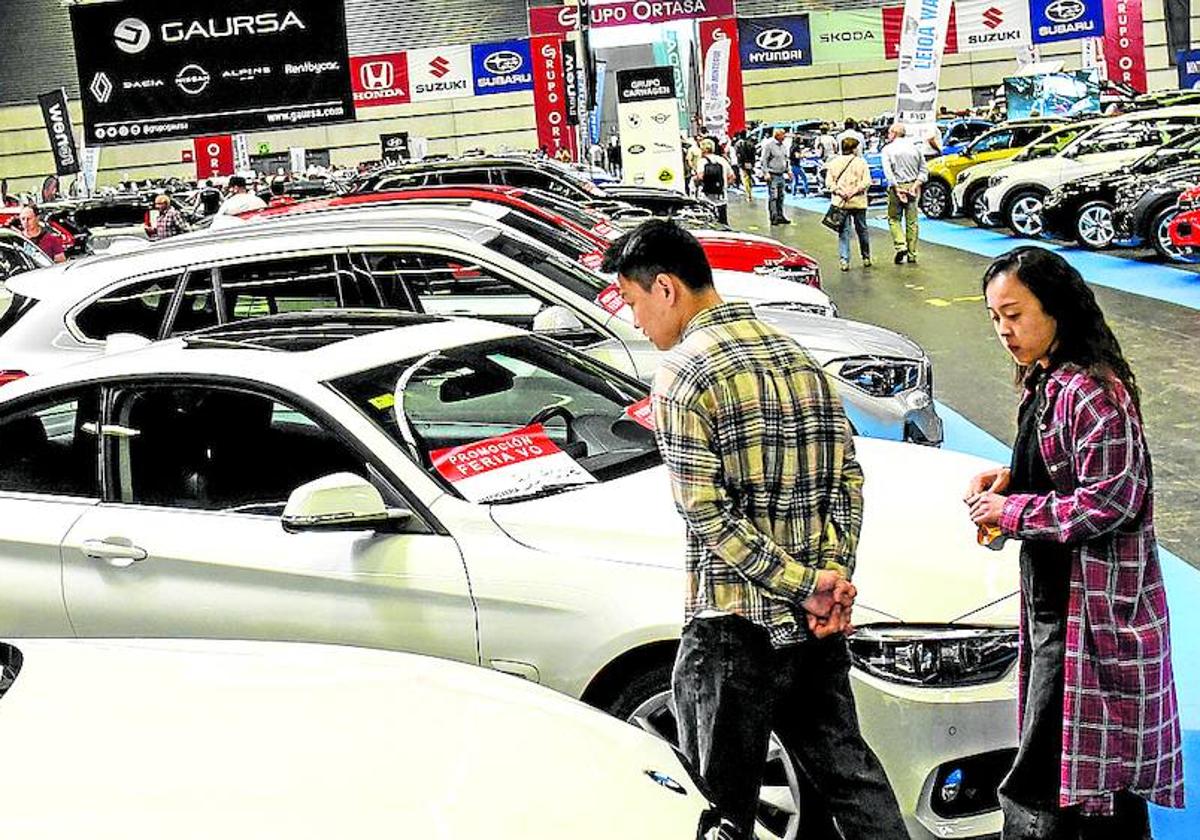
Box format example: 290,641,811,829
825,137,872,271
966,247,1183,838
788,133,810,196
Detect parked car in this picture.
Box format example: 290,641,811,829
936,118,996,156
0,637,709,837
982,107,1200,236
0,310,1017,840
0,229,52,286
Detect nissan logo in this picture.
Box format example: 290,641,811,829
483,50,523,75
114,17,151,54
755,29,794,51
360,61,394,90
175,63,210,95
1045,0,1085,24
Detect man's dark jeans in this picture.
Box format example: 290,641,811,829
672,614,906,839
768,174,788,222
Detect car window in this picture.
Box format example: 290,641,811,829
969,130,1013,154
1012,126,1049,147
0,390,101,497
1073,119,1200,156
219,255,341,321
106,385,366,514
432,168,494,186
0,292,38,339
74,275,181,342
0,240,44,279
167,269,218,335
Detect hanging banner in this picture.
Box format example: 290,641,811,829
408,45,474,102
1030,0,1105,44
663,32,689,130
698,17,745,137
1016,42,1041,68
616,67,685,191
529,0,736,36
1102,0,1146,92
193,135,234,179
471,40,533,95
809,11,886,64
1179,49,1200,90
884,5,958,60
380,131,410,161
289,146,306,175
350,52,411,108
590,60,607,148
531,35,577,159
955,0,1032,52
737,15,813,70
79,142,101,197
232,133,250,172
37,88,81,176
894,0,955,139
562,40,581,125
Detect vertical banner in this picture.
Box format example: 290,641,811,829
616,67,685,191
289,146,306,175
664,32,689,131
37,89,81,176
531,35,577,159
809,11,886,64
590,61,607,147
193,135,234,179
894,0,955,139
232,134,250,173
562,40,581,126
698,18,745,138
736,15,813,70
884,5,958,60
1102,0,1146,92
954,0,1031,53
1016,42,1041,69
1030,0,1105,44
1179,49,1200,90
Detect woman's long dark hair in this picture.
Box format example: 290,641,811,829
982,246,1140,412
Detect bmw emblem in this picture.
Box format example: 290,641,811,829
645,769,687,795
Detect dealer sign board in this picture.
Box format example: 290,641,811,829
530,0,736,35
471,40,533,95
69,0,354,145
615,67,685,192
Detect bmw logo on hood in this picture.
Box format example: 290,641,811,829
644,770,687,795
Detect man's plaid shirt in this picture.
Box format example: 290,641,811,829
652,302,862,648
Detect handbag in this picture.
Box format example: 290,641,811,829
821,160,853,232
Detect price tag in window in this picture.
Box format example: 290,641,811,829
430,424,595,503
581,250,605,271
596,283,626,315
624,397,654,430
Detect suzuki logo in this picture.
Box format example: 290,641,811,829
113,17,151,54
429,56,451,78
89,72,113,103
175,63,210,95
755,29,794,50
1045,0,1085,23
483,50,523,75
360,61,394,90
982,7,1004,29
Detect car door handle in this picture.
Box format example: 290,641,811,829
81,538,148,568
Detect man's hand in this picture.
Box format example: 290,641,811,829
802,571,857,638
964,467,1010,502
968,492,1006,528
808,604,854,639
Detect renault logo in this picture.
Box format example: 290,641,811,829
114,18,151,54
1045,0,1085,23
756,29,794,51
90,72,113,104
360,61,394,90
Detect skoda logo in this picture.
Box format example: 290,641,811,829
756,29,794,51
114,17,151,54
1045,0,1085,23
628,144,646,154
175,63,210,95
483,50,523,75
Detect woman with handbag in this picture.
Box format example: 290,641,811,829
825,137,872,271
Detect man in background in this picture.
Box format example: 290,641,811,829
18,205,65,263
758,127,791,225
881,123,928,264
218,175,266,216
146,194,190,240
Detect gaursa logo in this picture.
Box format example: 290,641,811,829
113,18,151,54
161,12,305,43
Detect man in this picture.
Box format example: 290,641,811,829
814,123,838,162
602,219,905,840
694,139,735,224
18,205,65,263
758,127,791,224
881,122,928,264
836,118,866,157
788,133,810,197
146,194,189,240
217,175,266,216
734,132,757,199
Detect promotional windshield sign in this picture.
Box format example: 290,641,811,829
955,0,1031,53
1103,0,1145,92
737,15,813,70
408,45,474,102
430,424,595,504
69,0,354,144
529,0,736,36
809,11,886,64
698,18,745,137
350,52,410,108
616,67,685,191
531,35,576,160
894,0,955,140
1030,0,1105,44
37,88,80,175
471,39,533,96
1178,49,1200,90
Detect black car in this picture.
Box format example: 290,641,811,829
1040,128,1200,249
1112,169,1200,259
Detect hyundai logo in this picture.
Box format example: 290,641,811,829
483,50,523,75
175,63,210,95
1045,0,1085,23
360,61,394,90
114,17,151,54
755,29,794,51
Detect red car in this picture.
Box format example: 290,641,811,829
1167,184,1200,260
240,185,822,288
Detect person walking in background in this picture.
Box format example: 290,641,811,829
837,118,866,157
815,123,838,163
608,134,623,178
695,138,735,224
217,176,266,215
965,246,1184,839
881,123,927,264
759,127,791,225
826,137,872,271
146,193,189,240
788,133,810,197
735,132,757,200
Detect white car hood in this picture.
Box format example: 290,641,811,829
755,308,923,361
711,268,832,312
490,439,1018,625
0,639,706,838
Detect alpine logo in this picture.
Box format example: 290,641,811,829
429,56,452,78
755,29,793,51
1045,0,1086,24
483,50,523,75
113,18,151,54
89,72,113,104
983,7,1004,29
360,61,395,90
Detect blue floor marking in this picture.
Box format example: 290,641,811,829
936,400,1199,836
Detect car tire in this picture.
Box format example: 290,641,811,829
919,179,952,219
1005,189,1046,238
1149,205,1193,262
1074,201,1115,250
966,184,994,227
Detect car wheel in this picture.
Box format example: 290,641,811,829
919,179,951,219
966,185,994,226
1006,190,1045,237
1150,206,1196,262
1074,201,1115,250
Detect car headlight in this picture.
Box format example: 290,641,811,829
824,357,921,397
987,174,1007,188
848,625,1019,687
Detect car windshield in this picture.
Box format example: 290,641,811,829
480,230,611,299
330,335,659,503
496,210,600,262
516,189,607,229
1132,128,1200,169
1014,125,1090,160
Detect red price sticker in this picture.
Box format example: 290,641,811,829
596,283,625,315
624,397,654,430
430,424,595,503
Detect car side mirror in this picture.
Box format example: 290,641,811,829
281,472,411,533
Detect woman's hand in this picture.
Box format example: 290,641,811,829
968,492,1007,527
965,467,1010,501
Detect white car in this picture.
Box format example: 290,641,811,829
0,638,708,837
983,106,1200,236
0,311,1016,840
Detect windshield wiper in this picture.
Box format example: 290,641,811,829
488,481,592,505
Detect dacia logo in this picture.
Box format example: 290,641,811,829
755,29,794,51
484,50,523,75
1045,0,1085,23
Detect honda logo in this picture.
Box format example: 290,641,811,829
113,17,151,54
755,29,794,51
982,7,1004,29
1045,0,1085,23
360,61,394,90
90,72,113,104
429,56,451,78
483,50,523,75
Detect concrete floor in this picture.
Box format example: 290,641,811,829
725,197,1200,568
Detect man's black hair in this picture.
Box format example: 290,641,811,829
601,218,713,292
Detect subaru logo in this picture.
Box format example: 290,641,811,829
114,17,151,54
483,50,523,75
360,61,394,90
755,29,793,51
1045,0,1085,23
175,63,210,95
